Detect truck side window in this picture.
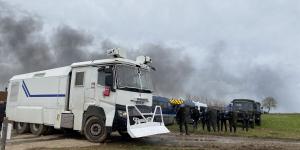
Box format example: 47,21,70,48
75,72,84,86
98,70,112,86
98,71,105,86
9,82,19,101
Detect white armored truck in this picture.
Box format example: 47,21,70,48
6,49,169,142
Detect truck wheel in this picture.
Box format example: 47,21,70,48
83,116,107,143
45,126,55,135
30,123,48,135
16,122,30,134
118,130,131,138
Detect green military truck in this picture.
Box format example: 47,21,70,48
232,99,256,129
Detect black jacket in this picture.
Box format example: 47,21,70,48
176,106,188,122
191,108,200,120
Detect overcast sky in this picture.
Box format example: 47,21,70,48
3,0,300,112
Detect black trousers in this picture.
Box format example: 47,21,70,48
229,119,237,133
179,120,188,134
207,120,217,132
221,119,227,132
201,118,206,130
192,118,199,129
243,119,249,131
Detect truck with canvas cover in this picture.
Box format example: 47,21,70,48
5,49,169,142
232,99,256,129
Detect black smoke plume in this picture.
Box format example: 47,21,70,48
135,44,194,97
0,2,104,88
0,1,194,97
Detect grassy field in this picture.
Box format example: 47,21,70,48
168,114,300,140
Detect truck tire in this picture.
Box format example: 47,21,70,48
45,126,55,135
16,122,30,134
30,123,48,136
83,116,107,143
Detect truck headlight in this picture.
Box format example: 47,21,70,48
117,110,127,118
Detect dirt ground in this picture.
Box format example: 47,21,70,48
5,132,300,150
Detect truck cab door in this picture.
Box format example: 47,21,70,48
96,66,116,127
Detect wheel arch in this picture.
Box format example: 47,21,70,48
82,106,106,131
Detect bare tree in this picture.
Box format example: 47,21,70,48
262,97,277,113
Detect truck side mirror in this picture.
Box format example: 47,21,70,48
104,67,112,73
105,75,115,92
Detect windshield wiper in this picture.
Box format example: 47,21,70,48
118,86,152,93
140,89,152,93
118,86,140,92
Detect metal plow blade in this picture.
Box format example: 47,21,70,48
126,105,170,138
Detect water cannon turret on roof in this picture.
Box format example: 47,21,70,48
136,56,152,65
106,48,127,58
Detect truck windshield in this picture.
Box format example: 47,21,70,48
234,102,253,111
256,103,261,111
116,65,153,93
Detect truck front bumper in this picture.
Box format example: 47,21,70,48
126,105,170,138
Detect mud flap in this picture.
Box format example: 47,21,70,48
126,105,170,138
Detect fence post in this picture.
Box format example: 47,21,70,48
0,117,8,150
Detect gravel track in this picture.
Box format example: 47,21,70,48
5,132,300,150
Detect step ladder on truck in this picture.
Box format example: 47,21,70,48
5,48,169,142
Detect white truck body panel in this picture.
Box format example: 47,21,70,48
6,57,169,138
6,66,71,128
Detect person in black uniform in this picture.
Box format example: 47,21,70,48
227,104,237,133
191,106,200,130
242,111,250,131
176,104,189,135
200,107,207,131
206,107,218,132
218,108,228,132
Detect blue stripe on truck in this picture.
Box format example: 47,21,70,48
30,94,66,97
22,84,29,97
22,81,30,95
22,80,65,98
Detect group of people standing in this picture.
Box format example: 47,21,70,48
176,104,249,135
